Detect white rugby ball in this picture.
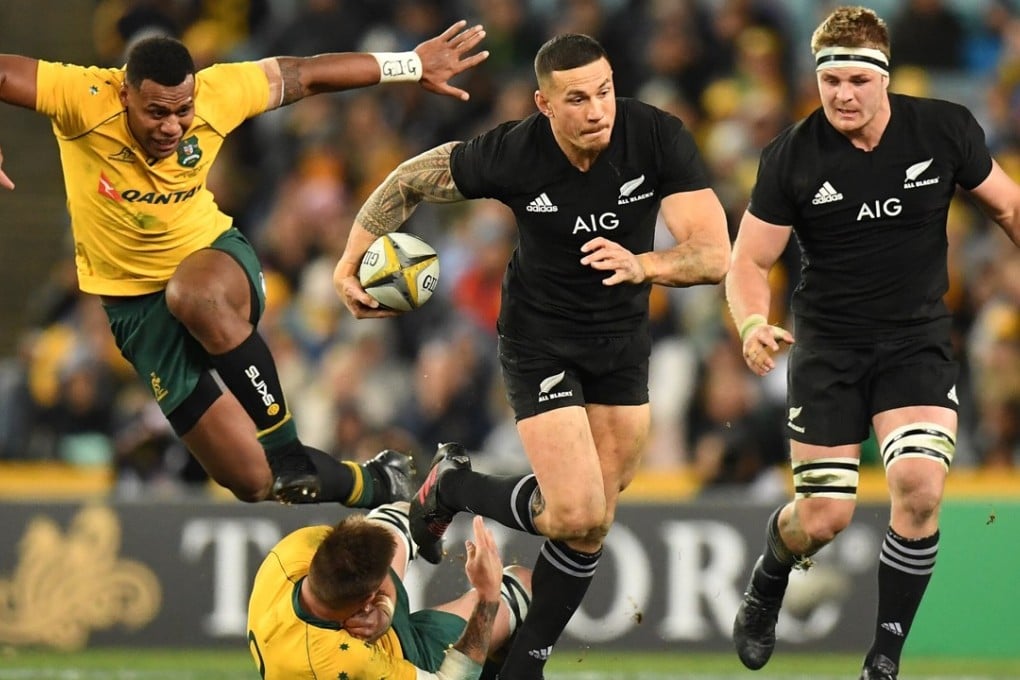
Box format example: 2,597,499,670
358,232,440,311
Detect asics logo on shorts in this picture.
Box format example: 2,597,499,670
526,192,558,212
811,181,843,205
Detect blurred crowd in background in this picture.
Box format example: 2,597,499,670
1,0,1020,501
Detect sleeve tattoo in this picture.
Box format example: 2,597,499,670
357,142,466,237
277,59,304,106
454,600,499,661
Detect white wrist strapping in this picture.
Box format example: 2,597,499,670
371,52,422,83
434,648,482,680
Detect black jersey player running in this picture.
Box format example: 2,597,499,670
726,6,1020,680
335,33,729,680
0,23,488,507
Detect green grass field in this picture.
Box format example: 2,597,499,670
1,650,1018,679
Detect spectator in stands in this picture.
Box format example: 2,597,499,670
890,0,967,71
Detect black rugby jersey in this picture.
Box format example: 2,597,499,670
749,93,992,341
450,98,709,338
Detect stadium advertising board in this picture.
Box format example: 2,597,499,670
0,500,1012,657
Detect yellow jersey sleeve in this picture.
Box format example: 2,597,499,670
248,527,419,680
33,60,270,296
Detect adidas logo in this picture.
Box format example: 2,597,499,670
881,621,904,636
947,384,958,405
811,181,843,205
526,192,558,213
528,646,553,660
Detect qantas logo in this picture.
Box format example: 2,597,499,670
97,172,200,205
98,172,123,202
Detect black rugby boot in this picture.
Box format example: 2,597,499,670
269,449,320,504
363,449,416,506
733,556,786,670
409,442,471,564
860,655,899,680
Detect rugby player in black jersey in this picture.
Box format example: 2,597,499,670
726,7,1020,680
335,33,729,680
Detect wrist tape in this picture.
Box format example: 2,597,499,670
371,52,422,83
739,314,768,343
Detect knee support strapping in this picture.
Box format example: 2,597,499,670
792,457,859,500
880,423,955,471
366,502,415,564
500,568,531,635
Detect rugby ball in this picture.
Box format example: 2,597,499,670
358,232,440,311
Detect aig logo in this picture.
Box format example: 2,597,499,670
856,198,901,221
572,212,620,234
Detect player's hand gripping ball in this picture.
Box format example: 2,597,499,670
358,232,441,311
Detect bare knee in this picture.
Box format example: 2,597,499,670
539,497,607,543
790,499,854,548
889,469,943,524
165,266,248,352
165,276,226,333
221,473,271,503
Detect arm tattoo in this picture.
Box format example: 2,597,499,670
531,488,546,521
357,142,466,237
277,59,304,106
453,600,499,660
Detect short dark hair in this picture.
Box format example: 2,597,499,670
308,515,395,610
125,37,196,88
534,33,608,84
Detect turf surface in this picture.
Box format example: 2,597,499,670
1,650,1018,679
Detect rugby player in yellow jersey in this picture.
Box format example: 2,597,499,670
0,23,488,506
248,502,532,680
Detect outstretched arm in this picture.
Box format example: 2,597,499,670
0,54,41,190
333,141,466,318
419,516,502,680
258,20,487,110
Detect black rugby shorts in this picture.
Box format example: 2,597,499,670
497,332,650,421
786,333,959,446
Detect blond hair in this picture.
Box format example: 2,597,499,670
811,6,890,60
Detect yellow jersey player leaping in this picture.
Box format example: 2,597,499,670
0,24,488,506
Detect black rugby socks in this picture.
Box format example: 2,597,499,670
865,528,939,669
440,470,542,535
754,506,796,597
498,540,601,679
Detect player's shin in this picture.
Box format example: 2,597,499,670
497,540,600,679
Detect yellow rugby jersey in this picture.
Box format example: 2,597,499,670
34,59,270,295
247,526,418,680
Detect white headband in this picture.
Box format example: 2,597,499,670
815,46,889,75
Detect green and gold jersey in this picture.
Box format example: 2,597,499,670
35,59,269,295
247,526,418,680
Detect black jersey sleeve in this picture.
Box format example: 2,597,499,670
449,120,520,200
951,103,994,190
653,108,711,196
746,129,797,226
